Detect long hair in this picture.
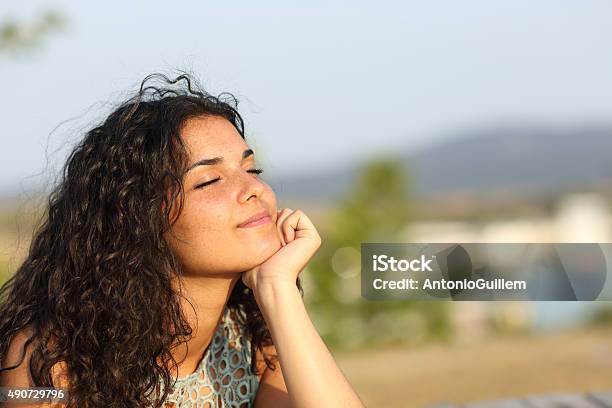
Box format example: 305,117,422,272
0,73,302,407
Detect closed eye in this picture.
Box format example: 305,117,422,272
194,168,264,190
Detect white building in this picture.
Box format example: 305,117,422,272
398,192,612,340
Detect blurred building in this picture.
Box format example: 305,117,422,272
399,192,612,341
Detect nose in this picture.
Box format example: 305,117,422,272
238,171,266,203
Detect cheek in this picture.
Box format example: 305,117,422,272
263,183,277,204
168,197,235,270
181,196,227,235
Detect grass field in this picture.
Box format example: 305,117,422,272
334,325,612,407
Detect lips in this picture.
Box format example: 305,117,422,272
237,210,271,228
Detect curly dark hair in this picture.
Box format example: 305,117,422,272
0,72,302,407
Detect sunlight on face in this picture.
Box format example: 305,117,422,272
164,115,282,276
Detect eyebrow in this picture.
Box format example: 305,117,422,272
185,148,254,174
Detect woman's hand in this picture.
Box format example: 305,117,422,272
241,208,321,295
243,208,365,407
245,208,365,408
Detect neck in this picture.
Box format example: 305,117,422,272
170,272,241,376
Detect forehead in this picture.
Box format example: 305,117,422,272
180,115,247,159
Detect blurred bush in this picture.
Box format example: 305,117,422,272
589,305,612,326
303,155,452,350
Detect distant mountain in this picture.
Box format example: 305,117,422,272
4,124,612,207
267,124,612,204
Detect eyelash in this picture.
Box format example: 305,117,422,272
194,168,264,189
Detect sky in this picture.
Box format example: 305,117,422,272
1,0,612,195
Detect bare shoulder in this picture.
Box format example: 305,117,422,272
254,343,279,380
1,325,70,408
1,325,37,387
252,342,291,407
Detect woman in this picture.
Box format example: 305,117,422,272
0,73,365,407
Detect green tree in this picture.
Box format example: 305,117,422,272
0,9,66,55
305,155,451,349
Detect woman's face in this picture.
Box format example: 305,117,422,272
164,115,282,276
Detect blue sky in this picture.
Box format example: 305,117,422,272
1,0,611,194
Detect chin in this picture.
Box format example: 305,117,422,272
245,235,282,264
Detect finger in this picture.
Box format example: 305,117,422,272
276,208,293,245
274,209,284,244
276,207,292,221
282,211,297,243
280,208,304,243
283,209,321,244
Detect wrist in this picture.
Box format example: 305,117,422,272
253,278,302,313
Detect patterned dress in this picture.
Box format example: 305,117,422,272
158,306,260,408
